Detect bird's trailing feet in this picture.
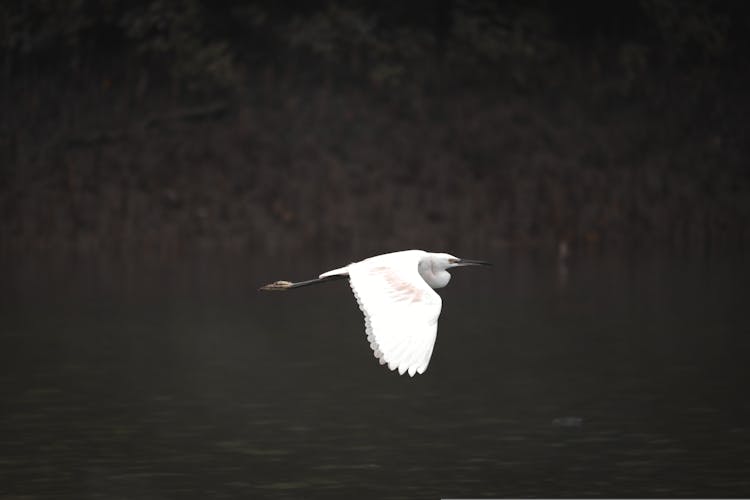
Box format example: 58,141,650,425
259,274,348,292
259,280,294,291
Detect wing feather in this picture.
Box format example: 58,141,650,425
348,256,442,376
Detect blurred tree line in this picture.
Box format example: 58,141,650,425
2,0,747,91
1,1,748,256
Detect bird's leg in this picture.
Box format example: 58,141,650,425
259,274,347,291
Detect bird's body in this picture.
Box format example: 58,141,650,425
260,250,490,376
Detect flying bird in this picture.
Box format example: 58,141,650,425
260,250,490,376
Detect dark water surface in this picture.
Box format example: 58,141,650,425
1,253,749,498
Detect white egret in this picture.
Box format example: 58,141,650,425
260,250,490,376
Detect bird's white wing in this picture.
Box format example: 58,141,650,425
348,259,442,376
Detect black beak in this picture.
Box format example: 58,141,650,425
455,258,492,267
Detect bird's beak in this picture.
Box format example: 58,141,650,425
454,258,492,267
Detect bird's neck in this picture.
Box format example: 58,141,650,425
419,260,451,289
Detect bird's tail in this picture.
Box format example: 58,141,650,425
319,265,351,279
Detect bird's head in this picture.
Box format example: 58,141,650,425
420,252,491,289
448,255,492,269
431,253,492,270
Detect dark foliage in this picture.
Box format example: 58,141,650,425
1,1,748,256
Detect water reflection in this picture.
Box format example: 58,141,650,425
0,253,748,498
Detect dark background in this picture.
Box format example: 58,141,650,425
1,2,750,499
1,0,749,257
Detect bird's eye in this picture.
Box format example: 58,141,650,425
448,258,459,264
